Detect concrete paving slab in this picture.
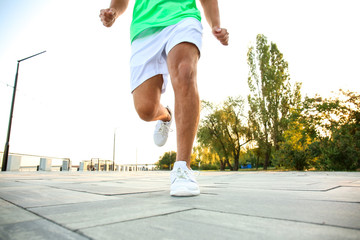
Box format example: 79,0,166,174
0,219,88,240
0,199,88,240
320,186,360,202
0,171,359,240
0,185,118,208
158,187,360,230
52,181,169,195
199,174,344,191
29,197,192,230
0,181,31,188
0,199,39,225
79,209,360,240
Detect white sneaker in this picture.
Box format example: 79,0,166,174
153,106,172,147
170,162,200,197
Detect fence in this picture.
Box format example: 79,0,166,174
0,152,71,172
0,152,157,172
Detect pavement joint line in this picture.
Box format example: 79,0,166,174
200,192,218,195
0,195,92,240
2,178,169,197
45,184,166,197
202,185,228,189
13,179,168,186
14,179,49,182
104,190,166,196
76,207,197,231
300,199,360,204
26,201,108,210
33,185,112,197
277,185,342,192
24,192,164,210
231,186,342,192
306,182,320,185
196,207,360,231
16,179,121,184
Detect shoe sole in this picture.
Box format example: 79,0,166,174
154,131,169,147
170,187,200,197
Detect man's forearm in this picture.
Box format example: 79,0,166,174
199,0,221,28
110,0,130,17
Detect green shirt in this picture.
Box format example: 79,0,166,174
130,0,201,42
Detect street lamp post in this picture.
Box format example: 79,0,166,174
136,147,138,171
1,51,46,171
113,128,116,171
169,151,172,170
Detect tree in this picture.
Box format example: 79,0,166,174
275,120,315,170
156,151,176,170
247,34,301,169
302,90,360,170
193,146,219,170
239,142,265,170
197,97,252,171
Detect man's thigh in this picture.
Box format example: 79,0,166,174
132,74,163,108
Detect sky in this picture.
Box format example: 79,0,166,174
0,0,359,166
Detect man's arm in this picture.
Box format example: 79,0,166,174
100,0,130,28
199,0,229,45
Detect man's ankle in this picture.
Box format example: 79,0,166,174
165,107,172,122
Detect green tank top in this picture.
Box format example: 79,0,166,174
130,0,201,42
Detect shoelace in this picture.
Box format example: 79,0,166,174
158,122,173,136
175,167,190,180
191,169,200,177
172,168,200,181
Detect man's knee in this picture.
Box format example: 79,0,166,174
172,61,197,93
135,103,158,122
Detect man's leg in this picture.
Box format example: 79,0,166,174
167,42,200,169
132,75,171,122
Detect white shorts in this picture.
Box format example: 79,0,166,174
130,18,203,93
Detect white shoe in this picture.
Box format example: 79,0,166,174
170,162,200,197
153,106,172,147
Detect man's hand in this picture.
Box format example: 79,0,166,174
212,27,229,46
99,8,117,27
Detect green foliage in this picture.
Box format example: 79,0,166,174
302,90,360,170
239,147,263,169
275,120,315,170
272,90,360,171
247,34,301,169
197,96,252,171
156,151,176,170
192,146,220,170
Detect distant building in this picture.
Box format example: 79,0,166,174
79,159,157,172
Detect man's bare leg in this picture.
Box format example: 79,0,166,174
132,75,171,122
167,42,200,169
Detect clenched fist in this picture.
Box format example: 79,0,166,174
99,8,117,27
212,27,229,46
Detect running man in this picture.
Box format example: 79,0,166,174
100,0,228,196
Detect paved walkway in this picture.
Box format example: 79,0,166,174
0,171,359,240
